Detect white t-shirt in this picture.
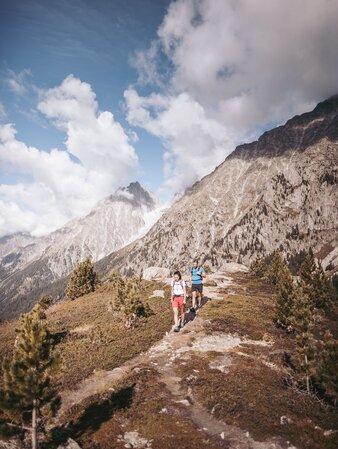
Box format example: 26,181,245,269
171,279,186,296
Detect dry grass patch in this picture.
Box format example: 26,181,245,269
65,368,227,449
0,280,173,390
200,293,276,340
178,354,338,449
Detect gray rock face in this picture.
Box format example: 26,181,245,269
0,182,159,319
98,96,338,277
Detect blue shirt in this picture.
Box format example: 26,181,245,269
189,267,205,284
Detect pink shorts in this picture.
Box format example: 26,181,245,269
172,295,185,310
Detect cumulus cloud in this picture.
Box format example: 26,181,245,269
0,75,138,237
124,89,232,191
125,0,338,193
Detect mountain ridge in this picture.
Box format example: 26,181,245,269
96,96,338,278
0,181,160,319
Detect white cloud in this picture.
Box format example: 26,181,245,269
130,40,164,86
0,76,138,237
125,0,338,192
124,88,233,192
7,68,32,95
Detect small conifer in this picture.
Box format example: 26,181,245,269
250,254,267,278
316,330,338,402
123,280,152,328
65,258,99,300
299,251,335,311
38,295,53,311
0,305,60,448
265,251,286,286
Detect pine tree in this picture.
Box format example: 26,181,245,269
299,252,335,311
65,258,99,300
250,254,267,278
298,250,316,288
123,280,151,328
108,271,124,290
311,261,335,310
0,305,60,448
38,295,53,311
291,287,316,393
111,281,126,314
275,265,295,329
265,251,286,286
316,330,338,403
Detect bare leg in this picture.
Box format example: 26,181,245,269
198,290,202,308
181,307,185,325
173,307,179,327
192,290,197,309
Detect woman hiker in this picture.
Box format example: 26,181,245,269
171,270,186,332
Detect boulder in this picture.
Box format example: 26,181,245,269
57,438,81,449
143,267,170,281
222,262,249,273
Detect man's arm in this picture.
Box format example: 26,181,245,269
197,267,206,278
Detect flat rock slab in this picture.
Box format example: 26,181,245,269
150,289,165,297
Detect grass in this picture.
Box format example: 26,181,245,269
0,280,174,390
177,352,338,449
200,275,277,340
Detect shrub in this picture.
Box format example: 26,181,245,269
65,258,99,300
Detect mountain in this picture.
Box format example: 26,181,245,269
0,233,37,259
0,182,159,319
97,96,338,277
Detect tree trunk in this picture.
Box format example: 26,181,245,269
305,354,310,393
32,400,38,449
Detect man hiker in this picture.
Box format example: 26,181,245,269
171,270,187,332
188,260,206,313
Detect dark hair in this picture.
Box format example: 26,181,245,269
173,270,182,280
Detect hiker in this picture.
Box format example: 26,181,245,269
171,270,186,332
188,260,206,313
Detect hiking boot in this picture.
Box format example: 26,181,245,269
190,307,195,313
174,326,180,333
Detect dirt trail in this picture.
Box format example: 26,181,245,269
58,273,290,449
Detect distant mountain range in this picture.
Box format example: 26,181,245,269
0,182,160,319
97,96,338,278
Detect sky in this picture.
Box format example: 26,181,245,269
1,0,338,238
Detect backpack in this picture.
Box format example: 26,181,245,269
172,280,184,288
189,267,202,278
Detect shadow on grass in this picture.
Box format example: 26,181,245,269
48,384,135,448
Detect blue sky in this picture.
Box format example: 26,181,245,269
0,0,170,191
1,0,338,237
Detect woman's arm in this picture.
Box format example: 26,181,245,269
183,283,187,303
